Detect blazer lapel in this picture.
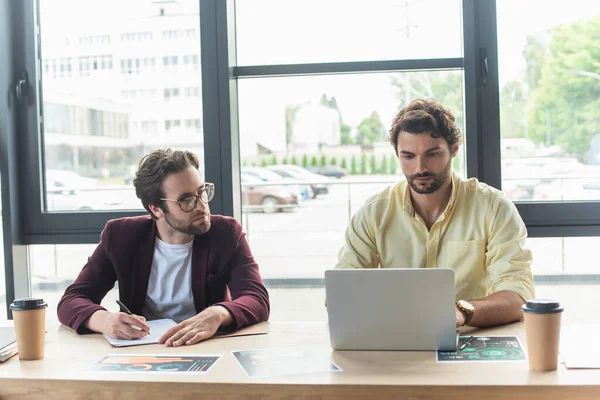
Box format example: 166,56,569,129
131,221,157,314
191,233,210,313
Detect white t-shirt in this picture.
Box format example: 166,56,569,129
142,237,197,322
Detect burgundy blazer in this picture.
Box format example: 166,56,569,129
57,215,270,334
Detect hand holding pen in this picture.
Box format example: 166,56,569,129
116,300,151,335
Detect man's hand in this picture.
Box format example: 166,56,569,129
85,310,150,339
455,306,466,328
159,306,233,347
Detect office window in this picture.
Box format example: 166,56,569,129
497,1,600,203
237,71,466,283
121,31,152,42
235,0,463,65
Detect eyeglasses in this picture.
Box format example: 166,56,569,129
160,183,215,212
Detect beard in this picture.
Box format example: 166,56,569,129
163,210,211,235
407,159,452,194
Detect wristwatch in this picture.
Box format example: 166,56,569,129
456,300,475,326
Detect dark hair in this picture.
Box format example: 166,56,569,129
134,149,200,219
388,98,462,153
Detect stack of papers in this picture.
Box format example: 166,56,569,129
0,327,18,362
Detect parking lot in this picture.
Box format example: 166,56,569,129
19,172,600,291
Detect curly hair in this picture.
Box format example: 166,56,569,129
388,98,462,153
133,149,200,219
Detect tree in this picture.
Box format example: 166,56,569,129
330,157,338,166
260,158,267,167
380,154,388,175
291,155,298,165
356,111,386,146
310,156,318,167
351,155,357,175
302,154,308,168
340,157,347,170
523,32,549,92
370,154,377,174
340,123,353,145
285,105,300,150
319,154,327,167
500,80,527,139
281,157,288,165
389,154,397,174
360,153,367,175
527,15,600,158
271,155,278,165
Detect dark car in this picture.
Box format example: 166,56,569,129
307,165,348,179
266,165,329,198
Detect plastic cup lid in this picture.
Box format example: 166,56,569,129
9,298,48,311
521,299,563,314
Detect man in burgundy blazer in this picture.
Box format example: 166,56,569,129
57,149,269,346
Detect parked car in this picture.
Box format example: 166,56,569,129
242,166,309,200
266,165,329,198
45,169,125,211
241,174,299,213
306,165,348,178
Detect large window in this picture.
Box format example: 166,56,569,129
237,71,465,282
235,0,463,64
38,0,204,214
497,0,600,204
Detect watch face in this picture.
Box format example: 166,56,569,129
459,300,475,312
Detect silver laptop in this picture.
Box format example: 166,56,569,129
325,268,457,351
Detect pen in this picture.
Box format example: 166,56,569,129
459,336,475,351
116,300,149,334
116,299,133,315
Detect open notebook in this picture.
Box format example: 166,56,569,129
103,318,177,348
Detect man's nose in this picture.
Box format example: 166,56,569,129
195,196,208,212
414,157,427,174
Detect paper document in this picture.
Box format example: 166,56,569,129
103,318,177,347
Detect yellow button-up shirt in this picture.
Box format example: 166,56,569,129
335,174,535,302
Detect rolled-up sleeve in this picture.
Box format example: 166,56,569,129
335,203,379,270
486,195,535,301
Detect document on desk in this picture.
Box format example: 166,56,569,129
233,347,342,379
90,354,222,373
560,324,600,368
103,318,177,347
437,336,527,363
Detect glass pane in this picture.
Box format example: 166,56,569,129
38,0,203,213
237,71,465,283
497,1,600,202
235,0,463,65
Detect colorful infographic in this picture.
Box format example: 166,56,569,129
90,354,221,373
233,348,341,378
437,336,527,362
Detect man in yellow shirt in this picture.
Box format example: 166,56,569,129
335,98,534,328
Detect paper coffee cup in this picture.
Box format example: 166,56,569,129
522,299,563,372
10,298,48,361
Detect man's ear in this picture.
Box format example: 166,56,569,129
451,142,459,158
149,203,164,219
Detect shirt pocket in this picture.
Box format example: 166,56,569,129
444,240,487,285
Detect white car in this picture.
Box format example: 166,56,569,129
45,170,125,211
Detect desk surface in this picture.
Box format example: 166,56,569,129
1,321,600,399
